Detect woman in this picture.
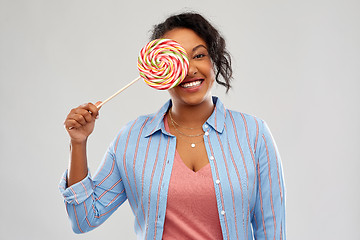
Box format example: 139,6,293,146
60,12,286,239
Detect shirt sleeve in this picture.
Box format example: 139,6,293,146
58,139,127,234
252,120,286,240
59,170,94,205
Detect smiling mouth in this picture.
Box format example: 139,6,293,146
180,80,204,88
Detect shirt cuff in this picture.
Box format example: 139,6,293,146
58,170,94,205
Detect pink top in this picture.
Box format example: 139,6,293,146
162,116,223,239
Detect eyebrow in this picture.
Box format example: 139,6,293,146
192,44,208,52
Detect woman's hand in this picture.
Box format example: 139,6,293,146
64,102,101,144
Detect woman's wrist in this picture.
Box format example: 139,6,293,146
70,138,88,147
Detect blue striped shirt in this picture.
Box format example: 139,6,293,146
59,96,286,239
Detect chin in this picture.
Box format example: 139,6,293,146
178,92,213,107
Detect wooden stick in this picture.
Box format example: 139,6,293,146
97,76,141,108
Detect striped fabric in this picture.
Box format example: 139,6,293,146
59,96,286,240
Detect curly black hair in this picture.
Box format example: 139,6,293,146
150,12,233,92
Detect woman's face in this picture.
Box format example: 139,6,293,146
162,28,215,107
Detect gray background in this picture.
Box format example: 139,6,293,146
1,0,359,239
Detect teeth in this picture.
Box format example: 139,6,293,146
181,80,202,88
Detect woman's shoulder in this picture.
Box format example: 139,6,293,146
112,100,171,140
225,108,265,132
109,112,159,153
116,113,155,133
114,107,166,140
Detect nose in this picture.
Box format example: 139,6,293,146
187,60,197,77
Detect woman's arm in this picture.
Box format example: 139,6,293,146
252,120,286,240
63,102,100,186
60,102,127,233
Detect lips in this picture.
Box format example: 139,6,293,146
179,78,204,89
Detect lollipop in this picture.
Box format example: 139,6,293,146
138,39,189,90
97,39,189,108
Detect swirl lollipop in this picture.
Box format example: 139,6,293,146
138,39,189,90
97,39,189,108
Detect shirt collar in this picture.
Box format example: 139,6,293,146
206,96,226,134
144,100,172,137
144,96,226,137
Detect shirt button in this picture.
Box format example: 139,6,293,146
215,179,220,184
204,125,208,128
210,156,214,160
221,210,225,215
204,132,209,136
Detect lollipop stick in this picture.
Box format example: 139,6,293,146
97,76,141,108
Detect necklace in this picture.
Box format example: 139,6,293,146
174,132,204,148
171,120,204,137
168,109,204,148
168,110,204,137
168,110,197,130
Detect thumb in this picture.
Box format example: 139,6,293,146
94,101,102,119
95,101,102,109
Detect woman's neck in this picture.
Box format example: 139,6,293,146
169,97,214,128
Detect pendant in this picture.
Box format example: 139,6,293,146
191,143,196,148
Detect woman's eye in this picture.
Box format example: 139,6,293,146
194,54,206,59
